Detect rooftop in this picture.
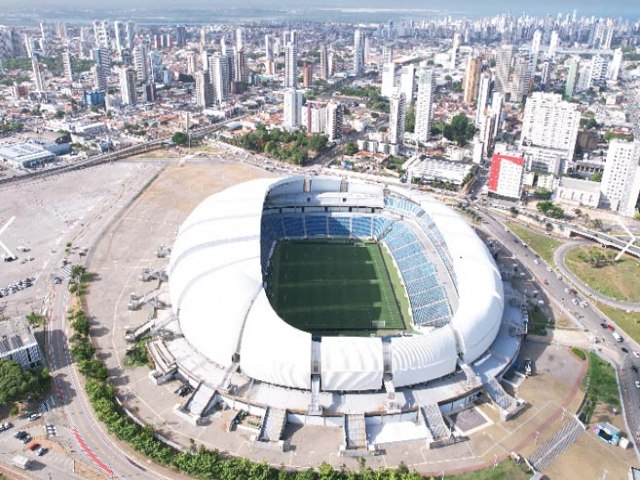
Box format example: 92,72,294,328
0,316,38,357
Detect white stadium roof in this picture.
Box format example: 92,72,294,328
169,176,503,392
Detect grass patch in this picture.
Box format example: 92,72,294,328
571,347,586,361
267,239,408,336
596,301,640,344
579,351,620,424
565,245,640,303
445,459,529,479
528,306,552,335
506,222,563,264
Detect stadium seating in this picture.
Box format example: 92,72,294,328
329,216,352,237
305,216,328,237
283,216,305,237
351,216,373,238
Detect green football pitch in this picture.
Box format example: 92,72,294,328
266,239,410,336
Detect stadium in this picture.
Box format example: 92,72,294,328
149,175,526,451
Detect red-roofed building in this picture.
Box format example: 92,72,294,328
488,153,525,199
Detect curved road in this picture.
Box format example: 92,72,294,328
474,206,640,460
554,241,640,313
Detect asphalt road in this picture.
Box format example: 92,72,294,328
474,205,640,457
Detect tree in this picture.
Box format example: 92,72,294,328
343,142,358,156
592,171,602,182
443,114,475,146
172,131,189,146
0,359,50,404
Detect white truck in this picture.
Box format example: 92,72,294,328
12,455,31,470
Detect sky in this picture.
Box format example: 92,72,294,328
0,0,636,19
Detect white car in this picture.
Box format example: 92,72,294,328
633,351,640,359
635,381,640,389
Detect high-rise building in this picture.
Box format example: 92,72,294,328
92,47,111,71
234,48,247,83
62,49,73,82
0,26,23,58
548,31,559,60
92,64,108,91
520,92,580,173
125,21,135,50
319,44,329,80
565,58,578,100
388,92,406,146
510,53,532,103
209,52,229,103
302,63,313,88
589,55,608,88
414,68,435,143
381,45,393,65
495,44,513,95
353,29,365,76
475,73,492,126
31,56,44,92
114,21,126,52
450,31,460,69
143,81,156,103
283,42,297,88
399,65,415,104
133,44,149,82
187,51,197,75
119,67,137,105
381,63,397,98
265,34,273,61
93,20,110,49
283,88,303,130
195,70,213,108
608,48,623,83
325,101,343,142
302,101,326,133
235,27,243,51
491,92,503,139
463,56,481,104
488,153,525,199
600,140,640,217
530,29,542,74
175,25,187,47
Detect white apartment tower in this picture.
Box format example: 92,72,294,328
475,73,492,126
284,42,297,88
495,44,513,95
399,65,415,104
520,92,580,172
381,62,397,98
325,101,343,142
119,67,137,105
133,44,149,82
62,49,73,82
93,20,110,49
414,68,435,143
609,48,623,82
600,141,640,217
388,92,406,146
548,31,559,60
209,52,229,103
283,88,303,130
31,56,44,92
450,31,460,69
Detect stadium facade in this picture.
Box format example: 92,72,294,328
149,175,526,450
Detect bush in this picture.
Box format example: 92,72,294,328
571,347,586,361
